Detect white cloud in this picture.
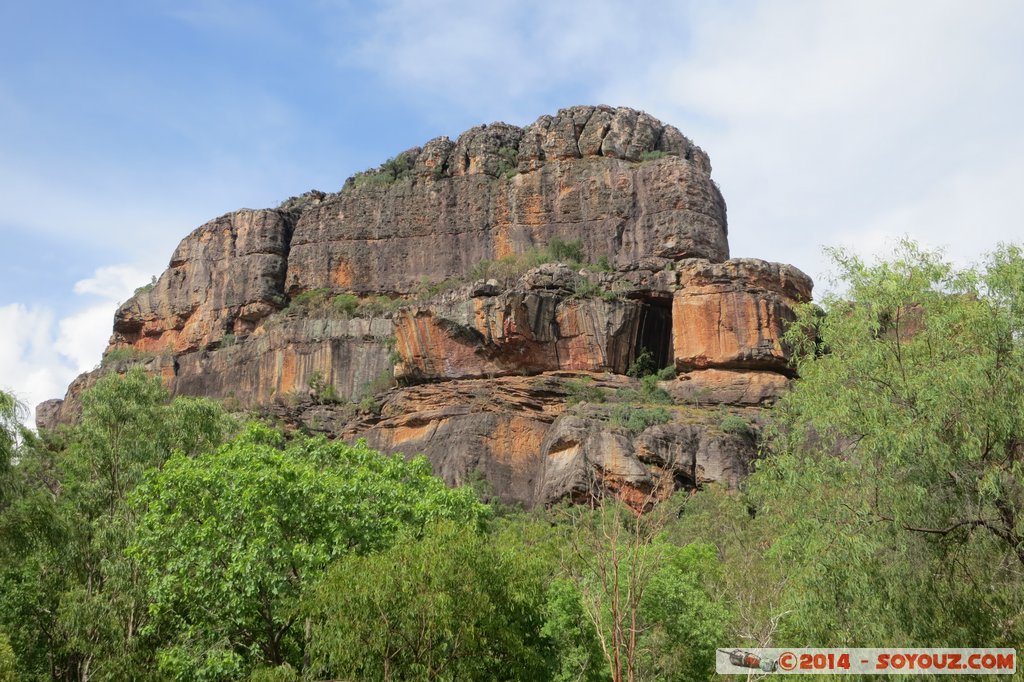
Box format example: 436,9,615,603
73,264,152,301
0,264,151,429
0,304,70,427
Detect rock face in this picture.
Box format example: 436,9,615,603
41,105,812,509
673,259,812,374
286,109,727,296
114,209,296,354
260,373,760,509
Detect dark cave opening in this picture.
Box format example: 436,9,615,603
635,297,673,371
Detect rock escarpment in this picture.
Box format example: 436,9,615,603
40,105,811,508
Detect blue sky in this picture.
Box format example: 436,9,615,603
3,0,1023,422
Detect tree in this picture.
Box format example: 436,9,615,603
558,492,728,682
0,370,232,680
129,425,487,679
751,240,1024,647
638,542,731,681
308,522,552,681
662,485,789,658
0,632,15,682
0,390,24,509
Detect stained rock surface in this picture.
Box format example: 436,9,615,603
40,105,811,509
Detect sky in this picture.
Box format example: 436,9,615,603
2,0,1023,425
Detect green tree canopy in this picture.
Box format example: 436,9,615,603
751,240,1024,647
308,521,553,681
130,425,487,679
0,369,232,680
0,390,23,508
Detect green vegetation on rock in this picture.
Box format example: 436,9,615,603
349,152,415,190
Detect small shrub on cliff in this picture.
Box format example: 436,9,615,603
358,295,404,316
719,414,749,436
134,275,157,296
564,377,606,405
413,277,461,301
627,348,657,378
614,375,673,406
101,346,155,368
365,369,395,395
308,371,340,405
575,279,620,302
548,236,585,264
358,395,382,415
469,237,589,285
277,189,326,213
331,293,360,316
352,152,414,189
384,336,404,365
288,288,331,313
495,146,519,179
639,150,667,161
642,374,673,403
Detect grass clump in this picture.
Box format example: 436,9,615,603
719,414,749,436
639,150,667,161
609,405,672,434
563,377,607,406
101,347,155,368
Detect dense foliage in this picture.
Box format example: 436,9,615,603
132,426,485,678
1,240,1022,681
752,241,1024,649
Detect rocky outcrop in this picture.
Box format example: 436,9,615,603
260,372,761,508
392,265,642,381
113,208,298,354
285,126,727,295
673,259,812,374
42,105,813,509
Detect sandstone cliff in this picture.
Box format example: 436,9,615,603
39,105,811,508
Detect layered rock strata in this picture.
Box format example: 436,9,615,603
40,105,812,508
